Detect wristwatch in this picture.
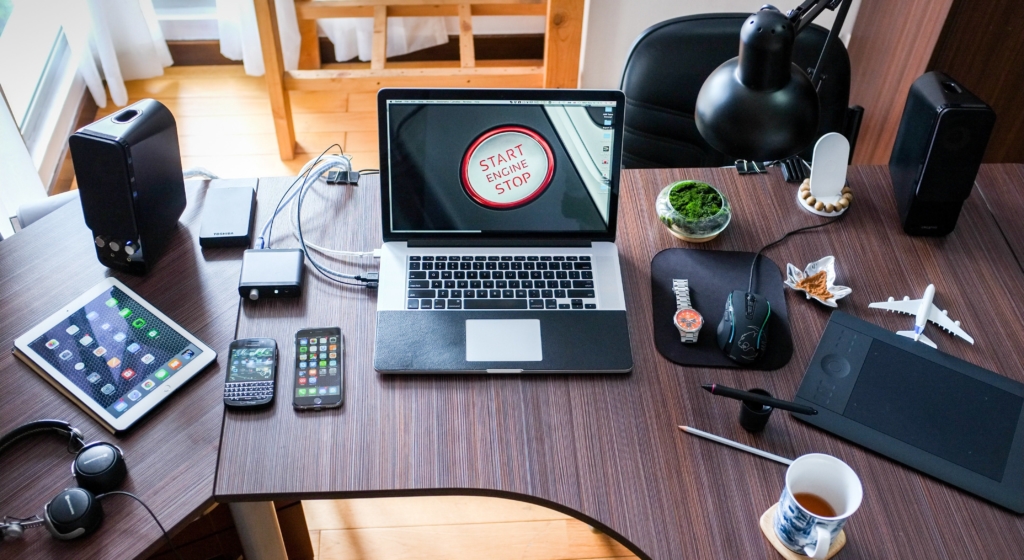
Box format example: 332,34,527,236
672,279,703,343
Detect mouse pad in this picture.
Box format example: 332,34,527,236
651,249,793,370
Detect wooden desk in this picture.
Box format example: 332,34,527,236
977,164,1024,268
216,167,1024,559
0,180,250,559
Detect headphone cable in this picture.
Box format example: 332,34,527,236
96,491,182,560
747,208,850,294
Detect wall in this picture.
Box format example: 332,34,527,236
580,0,862,90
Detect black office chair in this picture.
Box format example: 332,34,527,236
619,13,863,169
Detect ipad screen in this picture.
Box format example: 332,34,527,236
26,285,203,419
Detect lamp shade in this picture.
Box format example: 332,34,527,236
695,7,819,162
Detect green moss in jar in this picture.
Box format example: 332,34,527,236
668,181,722,222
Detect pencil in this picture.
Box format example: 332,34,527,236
678,425,793,466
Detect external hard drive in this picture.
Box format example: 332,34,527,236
199,186,256,248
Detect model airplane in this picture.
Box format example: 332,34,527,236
868,283,974,348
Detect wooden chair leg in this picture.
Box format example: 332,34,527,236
253,0,297,160
543,0,584,88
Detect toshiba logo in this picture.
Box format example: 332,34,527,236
213,232,233,235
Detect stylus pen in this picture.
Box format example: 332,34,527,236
702,383,818,415
678,426,793,466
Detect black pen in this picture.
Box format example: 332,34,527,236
701,383,818,415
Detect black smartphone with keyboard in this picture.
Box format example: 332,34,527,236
223,338,277,408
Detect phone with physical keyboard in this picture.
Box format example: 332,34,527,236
224,338,277,408
293,327,343,410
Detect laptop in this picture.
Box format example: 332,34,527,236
373,88,633,374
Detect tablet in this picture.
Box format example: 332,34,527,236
794,311,1024,513
13,278,216,433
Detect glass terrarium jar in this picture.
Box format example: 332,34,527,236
655,180,731,242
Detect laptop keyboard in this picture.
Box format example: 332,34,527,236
406,255,597,311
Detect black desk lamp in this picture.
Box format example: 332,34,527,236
695,0,853,162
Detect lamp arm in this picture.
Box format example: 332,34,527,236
783,0,852,88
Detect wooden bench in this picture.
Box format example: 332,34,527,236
254,0,585,160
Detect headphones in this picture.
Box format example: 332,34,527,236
0,420,127,543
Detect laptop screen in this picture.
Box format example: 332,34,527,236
379,90,624,241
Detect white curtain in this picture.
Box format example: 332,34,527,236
215,0,449,76
61,0,173,108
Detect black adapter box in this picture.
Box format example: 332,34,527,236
238,249,304,300
199,186,256,248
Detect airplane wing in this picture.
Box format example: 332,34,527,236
868,298,921,315
926,305,975,344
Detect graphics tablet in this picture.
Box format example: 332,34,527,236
13,278,216,433
794,311,1024,513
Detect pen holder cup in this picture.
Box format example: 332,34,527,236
739,388,774,432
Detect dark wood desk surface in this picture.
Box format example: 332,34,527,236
0,180,251,559
977,164,1024,268
216,167,1024,559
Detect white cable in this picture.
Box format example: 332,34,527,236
288,158,379,259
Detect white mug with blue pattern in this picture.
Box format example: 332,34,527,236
773,454,863,559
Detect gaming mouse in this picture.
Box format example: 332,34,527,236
716,290,771,365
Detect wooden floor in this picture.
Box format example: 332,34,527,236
93,65,638,560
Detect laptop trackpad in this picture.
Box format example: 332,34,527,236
465,319,542,361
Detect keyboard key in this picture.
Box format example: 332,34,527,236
582,271,593,279
408,300,419,309
448,299,463,309
554,256,565,261
431,281,442,289
457,280,468,289
529,299,544,309
569,271,580,280
524,262,535,270
473,261,484,270
470,281,481,289
560,280,571,289
434,299,446,309
536,262,548,270
540,256,552,261
444,280,455,288
579,256,590,261
409,262,421,270
462,256,474,261
517,271,529,279
448,262,460,271
545,299,557,309
498,262,510,270
487,256,500,261
567,256,578,261
409,280,429,289
422,262,434,270
527,256,539,261
585,304,597,309
465,299,528,310
454,271,465,279
483,281,494,289
460,262,472,270
556,271,568,279
408,289,436,299
428,271,440,279
422,256,434,261
568,289,595,298
574,262,592,270
435,256,447,261
481,271,492,279
528,290,540,298
571,299,584,309
437,290,449,298
542,289,553,298
562,262,574,270
515,290,527,298
514,256,526,261
485,261,497,270
421,299,433,309
559,303,570,309
496,281,507,289
475,256,487,261
477,290,489,298
409,271,426,279
409,256,421,261
501,290,514,298
547,281,558,289
555,289,567,298
511,262,523,270
500,256,513,261
543,271,555,279
489,289,501,298
464,290,476,298
572,280,594,288
467,271,478,279
522,280,532,289
451,290,462,298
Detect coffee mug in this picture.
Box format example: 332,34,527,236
773,454,863,559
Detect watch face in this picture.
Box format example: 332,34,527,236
674,308,703,332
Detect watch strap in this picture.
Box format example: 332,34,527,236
672,279,699,343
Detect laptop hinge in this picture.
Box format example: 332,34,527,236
407,238,592,248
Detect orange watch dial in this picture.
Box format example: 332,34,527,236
674,308,703,332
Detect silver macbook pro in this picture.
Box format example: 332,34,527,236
373,88,633,374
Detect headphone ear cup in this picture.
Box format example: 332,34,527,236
44,488,104,540
73,442,127,494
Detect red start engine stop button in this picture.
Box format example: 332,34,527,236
461,126,555,209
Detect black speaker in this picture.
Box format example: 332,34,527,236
889,71,995,236
69,99,186,274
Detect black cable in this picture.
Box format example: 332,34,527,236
747,208,849,293
266,144,342,248
96,491,182,560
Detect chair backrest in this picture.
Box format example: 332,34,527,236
619,13,851,168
